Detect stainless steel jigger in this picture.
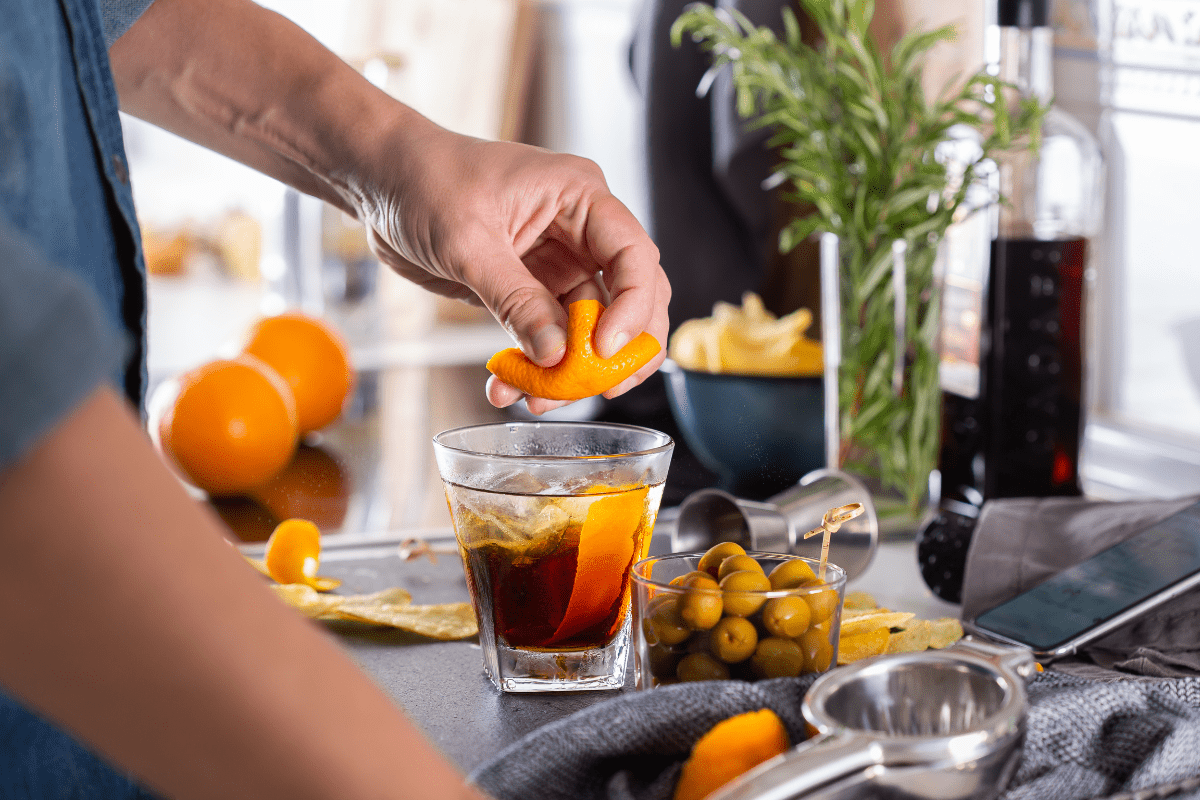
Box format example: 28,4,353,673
674,468,879,580
711,639,1036,800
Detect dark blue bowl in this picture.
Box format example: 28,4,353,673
661,359,825,497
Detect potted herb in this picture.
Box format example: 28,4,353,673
672,0,1046,531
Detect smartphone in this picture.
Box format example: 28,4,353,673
964,500,1200,663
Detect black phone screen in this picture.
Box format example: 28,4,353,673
972,502,1200,651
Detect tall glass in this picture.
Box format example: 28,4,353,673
433,421,673,692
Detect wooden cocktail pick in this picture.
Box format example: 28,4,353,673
803,503,865,581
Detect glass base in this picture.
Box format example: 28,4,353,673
483,620,631,693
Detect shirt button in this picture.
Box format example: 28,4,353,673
111,153,129,184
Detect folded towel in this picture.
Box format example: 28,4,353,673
470,671,1200,800
961,495,1200,677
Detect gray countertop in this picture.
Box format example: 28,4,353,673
281,519,960,775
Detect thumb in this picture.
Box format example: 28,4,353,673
472,250,568,368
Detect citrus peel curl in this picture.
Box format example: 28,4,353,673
254,518,342,591
486,299,660,401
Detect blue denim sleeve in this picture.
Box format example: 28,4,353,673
0,219,128,469
99,0,156,48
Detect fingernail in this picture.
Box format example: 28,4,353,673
530,325,566,363
602,331,630,359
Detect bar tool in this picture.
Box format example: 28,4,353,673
674,468,878,580
711,638,1035,800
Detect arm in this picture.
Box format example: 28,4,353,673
110,0,670,414
0,386,486,800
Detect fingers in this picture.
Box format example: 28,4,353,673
469,245,569,368
485,375,575,416
579,194,669,360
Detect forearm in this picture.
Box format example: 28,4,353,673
109,0,429,217
0,387,482,800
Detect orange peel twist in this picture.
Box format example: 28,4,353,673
485,298,660,401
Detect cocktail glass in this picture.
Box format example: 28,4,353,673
433,421,674,692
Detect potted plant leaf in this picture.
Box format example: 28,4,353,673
672,0,1047,533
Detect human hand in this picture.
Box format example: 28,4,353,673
359,119,670,415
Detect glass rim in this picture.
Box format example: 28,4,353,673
632,552,847,596
432,420,675,461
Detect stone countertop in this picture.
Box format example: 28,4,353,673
284,519,960,775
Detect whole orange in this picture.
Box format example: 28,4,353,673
159,355,300,497
243,312,354,434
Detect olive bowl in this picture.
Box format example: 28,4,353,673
631,552,847,689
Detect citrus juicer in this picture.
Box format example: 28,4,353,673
711,638,1036,800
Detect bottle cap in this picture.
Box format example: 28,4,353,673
997,0,1048,27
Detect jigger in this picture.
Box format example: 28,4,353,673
674,468,879,580
710,638,1036,800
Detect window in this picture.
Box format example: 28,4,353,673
1054,0,1200,499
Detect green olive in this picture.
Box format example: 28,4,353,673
669,570,713,587
798,625,833,673
800,579,840,625
679,575,723,630
676,652,731,682
709,616,758,664
768,558,818,590
718,570,771,616
697,542,747,577
647,643,683,679
717,554,765,581
761,596,812,638
645,594,691,646
750,637,805,679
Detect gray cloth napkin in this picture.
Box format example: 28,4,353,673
961,495,1200,677
469,671,1200,800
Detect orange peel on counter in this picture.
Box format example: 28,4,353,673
246,518,342,592
486,298,660,401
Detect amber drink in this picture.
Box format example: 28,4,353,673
434,422,673,692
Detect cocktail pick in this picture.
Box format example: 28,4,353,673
803,503,865,581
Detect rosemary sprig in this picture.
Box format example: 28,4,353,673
672,0,1046,520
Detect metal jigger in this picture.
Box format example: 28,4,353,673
674,468,879,580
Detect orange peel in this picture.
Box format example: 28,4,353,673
257,518,342,592
674,709,791,800
548,486,649,645
485,299,660,401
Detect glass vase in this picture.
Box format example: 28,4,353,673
820,233,941,538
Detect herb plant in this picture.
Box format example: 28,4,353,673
672,0,1046,522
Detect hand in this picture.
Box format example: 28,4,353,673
360,120,671,415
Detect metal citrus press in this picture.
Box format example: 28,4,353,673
711,638,1036,800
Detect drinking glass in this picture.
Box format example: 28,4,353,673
433,421,674,692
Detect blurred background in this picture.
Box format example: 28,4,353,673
124,0,1200,540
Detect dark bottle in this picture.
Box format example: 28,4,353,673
918,0,1103,603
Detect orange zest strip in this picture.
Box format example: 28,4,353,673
262,518,342,592
548,486,649,645
485,299,660,401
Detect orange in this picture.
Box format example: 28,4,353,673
485,299,660,401
243,311,354,434
159,355,299,497
674,709,791,800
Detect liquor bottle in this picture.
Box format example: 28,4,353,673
917,0,1104,603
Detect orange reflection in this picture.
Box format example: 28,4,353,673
210,495,278,543
250,443,352,532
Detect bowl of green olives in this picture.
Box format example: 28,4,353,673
631,544,847,688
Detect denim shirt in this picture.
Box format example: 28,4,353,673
0,0,153,412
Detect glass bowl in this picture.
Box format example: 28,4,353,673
631,552,846,688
